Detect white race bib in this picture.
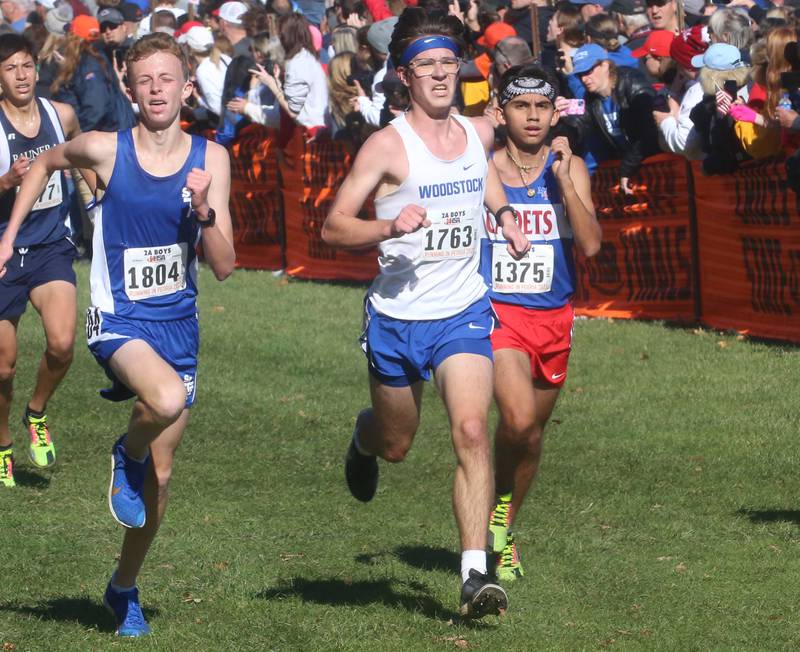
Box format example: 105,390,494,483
421,207,479,261
19,171,63,211
123,243,187,300
492,243,554,294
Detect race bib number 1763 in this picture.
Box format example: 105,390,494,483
421,207,479,260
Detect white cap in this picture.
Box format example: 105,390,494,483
178,25,214,52
218,1,247,25
36,0,57,9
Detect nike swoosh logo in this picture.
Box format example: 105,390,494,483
551,372,566,380
463,163,476,170
468,323,486,330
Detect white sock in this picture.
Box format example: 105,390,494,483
461,549,487,583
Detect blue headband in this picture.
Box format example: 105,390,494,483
399,35,460,67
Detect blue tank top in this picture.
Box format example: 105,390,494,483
479,152,576,309
89,129,206,321
0,98,70,247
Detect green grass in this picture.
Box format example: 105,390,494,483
2,262,800,650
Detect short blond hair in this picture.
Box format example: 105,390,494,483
125,32,191,84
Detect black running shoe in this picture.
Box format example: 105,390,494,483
345,438,378,502
459,569,508,619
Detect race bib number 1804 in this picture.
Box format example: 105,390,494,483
124,243,188,300
492,243,554,294
421,208,479,261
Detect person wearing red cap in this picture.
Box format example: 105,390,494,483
631,28,674,79
636,29,705,158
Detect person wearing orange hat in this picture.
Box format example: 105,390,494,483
70,14,100,41
460,21,517,116
50,14,136,132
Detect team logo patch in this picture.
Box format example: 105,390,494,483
183,373,195,397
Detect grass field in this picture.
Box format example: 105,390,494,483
2,262,800,651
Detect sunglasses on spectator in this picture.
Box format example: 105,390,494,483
100,22,121,32
405,57,460,77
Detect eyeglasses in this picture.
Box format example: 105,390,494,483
406,57,460,78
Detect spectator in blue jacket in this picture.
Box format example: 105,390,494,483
49,14,136,132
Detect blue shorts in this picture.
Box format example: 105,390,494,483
86,309,199,408
361,297,495,388
0,237,76,320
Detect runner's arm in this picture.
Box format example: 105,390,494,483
195,142,235,281
322,131,407,249
0,132,109,274
485,159,530,257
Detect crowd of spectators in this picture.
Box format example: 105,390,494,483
5,0,800,190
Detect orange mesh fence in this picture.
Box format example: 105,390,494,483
573,154,697,322
693,156,800,341
229,124,284,270
279,130,378,281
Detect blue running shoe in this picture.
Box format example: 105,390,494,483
108,435,148,528
104,582,151,637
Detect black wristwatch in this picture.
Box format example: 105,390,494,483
195,207,216,228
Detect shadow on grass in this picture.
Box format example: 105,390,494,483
13,467,50,489
737,508,800,525
394,545,460,574
256,576,468,623
0,597,159,632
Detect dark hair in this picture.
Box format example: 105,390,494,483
388,7,465,68
0,33,36,65
498,63,560,100
152,9,177,30
278,12,314,59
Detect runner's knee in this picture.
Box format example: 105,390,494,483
146,381,186,425
0,361,16,384
46,336,74,365
454,416,489,452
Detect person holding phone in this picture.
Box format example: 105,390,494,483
568,43,660,192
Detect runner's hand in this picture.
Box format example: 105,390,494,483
550,136,572,184
501,220,530,260
390,205,430,237
0,239,13,278
2,156,30,191
186,167,212,212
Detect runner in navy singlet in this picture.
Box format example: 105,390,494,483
0,34,84,487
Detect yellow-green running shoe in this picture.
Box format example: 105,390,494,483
496,532,524,582
488,493,512,553
0,447,15,487
24,409,55,468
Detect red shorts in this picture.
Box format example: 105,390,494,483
490,301,574,387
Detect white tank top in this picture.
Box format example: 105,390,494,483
368,113,488,320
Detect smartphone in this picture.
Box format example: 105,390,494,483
723,79,738,100
561,98,585,116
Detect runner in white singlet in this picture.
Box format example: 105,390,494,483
322,8,529,619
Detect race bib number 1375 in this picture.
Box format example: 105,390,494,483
492,243,554,294
124,243,188,300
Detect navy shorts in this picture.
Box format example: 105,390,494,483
361,296,496,388
0,237,77,320
86,309,199,408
